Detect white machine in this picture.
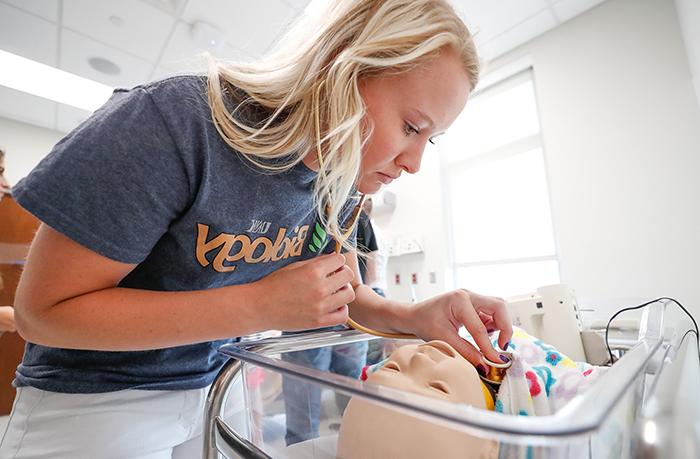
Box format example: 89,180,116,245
506,284,587,361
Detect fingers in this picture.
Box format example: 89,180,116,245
480,294,513,350
455,291,502,363
312,252,347,276
469,291,513,351
491,305,513,351
285,252,345,274
326,265,354,293
442,335,486,374
328,284,355,309
478,311,496,331
262,253,354,331
303,253,354,293
322,305,349,327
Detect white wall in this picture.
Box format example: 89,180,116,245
375,144,449,302
675,0,700,109
379,0,700,329
0,116,64,187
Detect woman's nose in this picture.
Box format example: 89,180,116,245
396,143,425,174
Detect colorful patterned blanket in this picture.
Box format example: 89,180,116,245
492,327,608,416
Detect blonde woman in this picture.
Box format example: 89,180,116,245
1,0,512,457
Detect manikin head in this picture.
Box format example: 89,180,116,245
337,341,498,459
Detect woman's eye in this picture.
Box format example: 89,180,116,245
403,122,419,136
384,361,401,372
428,137,436,145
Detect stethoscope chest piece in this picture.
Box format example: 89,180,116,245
479,352,513,386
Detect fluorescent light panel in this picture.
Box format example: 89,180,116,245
0,49,114,112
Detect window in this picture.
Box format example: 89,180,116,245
441,70,560,297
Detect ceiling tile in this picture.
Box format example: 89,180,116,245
62,0,175,61
181,0,300,57
1,0,612,139
60,29,153,88
56,104,91,134
0,0,59,22
279,0,312,14
139,0,187,17
552,0,608,23
150,66,180,82
158,21,252,72
0,86,57,131
459,0,549,44
0,2,58,66
478,9,559,61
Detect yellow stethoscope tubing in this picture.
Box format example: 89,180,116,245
312,83,498,411
335,202,496,409
332,194,416,340
312,91,415,340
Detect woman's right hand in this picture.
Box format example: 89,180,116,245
252,253,355,331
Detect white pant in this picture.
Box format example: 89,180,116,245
0,386,209,459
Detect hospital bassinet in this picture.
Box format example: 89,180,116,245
202,301,699,458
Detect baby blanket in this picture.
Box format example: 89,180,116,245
492,327,608,416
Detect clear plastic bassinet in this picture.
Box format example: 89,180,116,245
202,300,700,458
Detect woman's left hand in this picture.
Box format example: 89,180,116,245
403,289,512,369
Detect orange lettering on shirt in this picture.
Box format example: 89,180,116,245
196,223,310,273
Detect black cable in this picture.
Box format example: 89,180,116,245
604,297,699,366
679,328,699,347
674,329,700,366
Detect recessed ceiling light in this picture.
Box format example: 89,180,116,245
0,49,113,112
88,57,121,75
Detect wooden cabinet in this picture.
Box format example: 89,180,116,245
0,194,39,414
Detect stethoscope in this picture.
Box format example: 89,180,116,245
313,98,513,385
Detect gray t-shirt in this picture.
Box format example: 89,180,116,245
12,75,354,393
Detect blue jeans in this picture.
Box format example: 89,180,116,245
281,335,368,445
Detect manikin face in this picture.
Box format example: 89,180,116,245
338,340,498,459
370,340,483,405
356,48,471,194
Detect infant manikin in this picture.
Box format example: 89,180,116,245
337,340,499,459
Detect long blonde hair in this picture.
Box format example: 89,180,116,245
206,0,479,249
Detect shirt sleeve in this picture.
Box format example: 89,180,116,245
12,87,193,264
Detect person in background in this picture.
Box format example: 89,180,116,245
0,307,16,334
282,197,393,444
0,148,16,333
281,329,368,444
0,147,11,200
356,197,391,365
1,280,17,334
357,197,388,298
